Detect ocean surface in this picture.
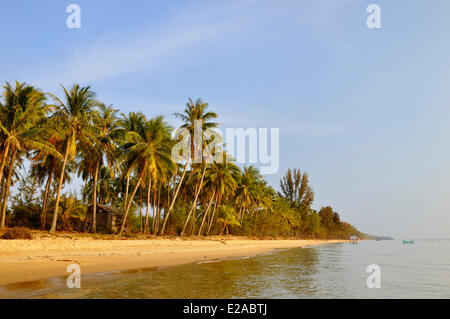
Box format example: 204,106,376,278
1,239,449,298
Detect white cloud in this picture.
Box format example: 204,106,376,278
29,0,355,90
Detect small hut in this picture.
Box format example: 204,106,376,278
86,204,121,233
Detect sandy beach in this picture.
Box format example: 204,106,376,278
0,237,345,286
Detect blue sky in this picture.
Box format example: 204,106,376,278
1,0,450,238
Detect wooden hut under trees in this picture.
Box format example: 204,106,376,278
86,204,121,233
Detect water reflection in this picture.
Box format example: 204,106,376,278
3,241,449,298
82,247,320,299
11,246,320,299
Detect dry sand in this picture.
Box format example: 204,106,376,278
0,237,345,286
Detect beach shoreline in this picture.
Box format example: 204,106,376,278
0,237,346,286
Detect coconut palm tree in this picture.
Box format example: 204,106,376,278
118,115,173,235
204,159,240,236
48,84,98,233
161,98,218,235
30,135,74,229
0,81,60,230
217,205,240,235
116,112,146,219
147,158,174,234
49,193,86,231
81,165,117,206
235,166,260,223
78,103,119,232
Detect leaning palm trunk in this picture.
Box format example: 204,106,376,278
252,210,259,236
207,193,220,235
123,175,129,214
41,167,54,229
50,139,70,233
160,161,189,235
119,174,143,235
155,184,161,234
181,164,207,236
0,148,16,230
144,177,151,233
220,222,228,236
0,176,6,226
0,141,11,189
139,192,143,233
152,185,157,233
197,188,216,236
238,202,245,224
92,161,100,233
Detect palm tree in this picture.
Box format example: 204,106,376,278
78,103,119,232
50,193,86,231
161,98,218,235
235,166,259,223
118,116,173,235
116,112,146,220
48,84,98,233
197,187,216,236
217,206,240,235
30,135,73,229
0,81,60,230
204,158,240,235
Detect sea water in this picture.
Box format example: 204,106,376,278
1,239,449,298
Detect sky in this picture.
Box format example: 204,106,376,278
1,0,450,238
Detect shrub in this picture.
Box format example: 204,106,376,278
1,227,33,240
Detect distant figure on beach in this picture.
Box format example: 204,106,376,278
349,235,360,244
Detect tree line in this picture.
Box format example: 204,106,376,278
0,81,363,239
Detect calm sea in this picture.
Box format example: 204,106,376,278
1,239,449,298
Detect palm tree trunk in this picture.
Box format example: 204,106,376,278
92,161,100,233
220,223,227,236
123,175,129,214
139,191,143,234
181,164,207,236
198,189,216,236
0,176,6,225
252,212,258,236
50,139,70,233
155,183,161,234
0,148,16,230
41,166,54,229
237,205,243,223
160,161,189,235
0,141,11,187
207,193,220,235
144,177,151,234
119,174,143,235
152,183,157,233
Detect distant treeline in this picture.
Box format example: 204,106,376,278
0,81,363,239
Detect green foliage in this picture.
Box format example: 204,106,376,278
49,193,86,231
279,168,314,210
0,82,364,238
217,206,240,235
317,206,360,239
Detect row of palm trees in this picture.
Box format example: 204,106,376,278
0,81,276,236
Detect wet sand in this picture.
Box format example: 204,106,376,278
0,237,345,287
